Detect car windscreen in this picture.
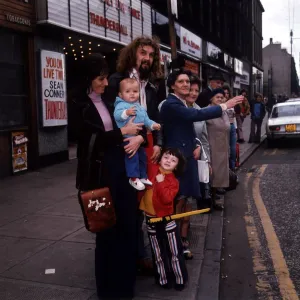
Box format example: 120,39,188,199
271,105,300,118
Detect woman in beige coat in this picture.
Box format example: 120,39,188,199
206,88,230,210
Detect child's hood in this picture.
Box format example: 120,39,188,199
114,96,126,107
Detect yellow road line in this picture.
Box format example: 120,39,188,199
244,172,273,296
252,165,298,299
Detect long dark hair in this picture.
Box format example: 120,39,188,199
117,36,162,79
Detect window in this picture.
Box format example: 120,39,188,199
0,29,28,129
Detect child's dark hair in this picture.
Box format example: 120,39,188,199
159,147,186,177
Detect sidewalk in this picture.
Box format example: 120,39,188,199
0,116,266,300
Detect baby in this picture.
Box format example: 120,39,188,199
114,78,161,191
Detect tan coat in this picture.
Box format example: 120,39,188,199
206,111,230,188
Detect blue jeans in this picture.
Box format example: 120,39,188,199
229,123,237,170
124,146,147,178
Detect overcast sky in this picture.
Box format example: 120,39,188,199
262,0,300,74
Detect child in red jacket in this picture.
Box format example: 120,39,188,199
140,148,188,290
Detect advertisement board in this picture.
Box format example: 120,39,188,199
39,0,152,45
180,27,202,59
11,131,28,173
40,50,67,127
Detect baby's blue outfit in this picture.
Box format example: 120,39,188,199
114,96,155,138
114,96,156,179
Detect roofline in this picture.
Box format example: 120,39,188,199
257,0,265,12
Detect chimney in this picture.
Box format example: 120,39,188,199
270,38,273,44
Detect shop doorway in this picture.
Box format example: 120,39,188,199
63,34,121,159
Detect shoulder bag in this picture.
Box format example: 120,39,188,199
197,141,210,184
78,134,116,233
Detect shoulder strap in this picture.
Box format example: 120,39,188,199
84,133,97,189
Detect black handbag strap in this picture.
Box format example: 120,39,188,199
84,133,97,189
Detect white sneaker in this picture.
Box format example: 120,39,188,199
140,178,153,186
129,178,145,191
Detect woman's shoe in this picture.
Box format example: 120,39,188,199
174,283,186,291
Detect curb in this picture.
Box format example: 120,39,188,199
238,134,267,168
196,135,266,300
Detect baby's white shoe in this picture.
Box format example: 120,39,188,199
129,178,145,190
140,178,153,186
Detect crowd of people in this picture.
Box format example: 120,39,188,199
73,36,265,300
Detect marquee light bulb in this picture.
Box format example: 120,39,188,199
98,44,100,47
79,39,82,42
68,36,71,39
63,47,66,50
80,46,83,48
113,48,116,51
89,48,91,51
70,43,73,46
81,51,83,53
82,55,84,58
65,52,68,55
75,57,77,60
89,41,92,44
72,49,75,52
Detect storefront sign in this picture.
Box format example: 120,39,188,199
233,76,241,89
160,50,172,65
180,27,202,59
234,58,243,75
40,50,67,127
37,0,152,45
184,59,199,76
224,53,234,69
11,132,28,173
6,14,31,26
240,70,250,85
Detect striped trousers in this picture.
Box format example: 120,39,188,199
147,218,188,287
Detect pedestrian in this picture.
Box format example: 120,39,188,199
206,88,239,210
160,70,243,227
223,86,237,170
105,36,163,274
114,78,161,190
235,89,250,143
249,93,266,143
139,148,188,290
74,54,146,299
196,72,225,108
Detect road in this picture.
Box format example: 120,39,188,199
220,139,300,300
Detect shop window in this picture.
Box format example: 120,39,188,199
0,29,28,129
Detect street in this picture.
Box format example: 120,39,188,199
220,139,300,300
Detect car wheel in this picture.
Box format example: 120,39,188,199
267,138,276,148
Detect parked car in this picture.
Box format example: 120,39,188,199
286,98,300,102
266,102,300,147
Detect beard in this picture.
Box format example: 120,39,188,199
138,60,152,80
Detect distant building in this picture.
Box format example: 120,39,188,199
263,38,299,98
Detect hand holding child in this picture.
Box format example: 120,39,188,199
156,174,165,183
152,123,161,131
126,106,137,116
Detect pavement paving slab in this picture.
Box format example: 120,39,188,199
2,241,95,290
0,237,54,274
0,278,94,300
0,215,83,241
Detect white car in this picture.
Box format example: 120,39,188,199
266,101,300,146
286,98,300,102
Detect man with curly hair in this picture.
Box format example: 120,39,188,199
105,36,163,275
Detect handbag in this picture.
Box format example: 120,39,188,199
78,134,116,233
197,141,210,184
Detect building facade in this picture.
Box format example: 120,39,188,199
0,0,265,178
263,38,300,98
147,0,264,99
0,0,36,178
